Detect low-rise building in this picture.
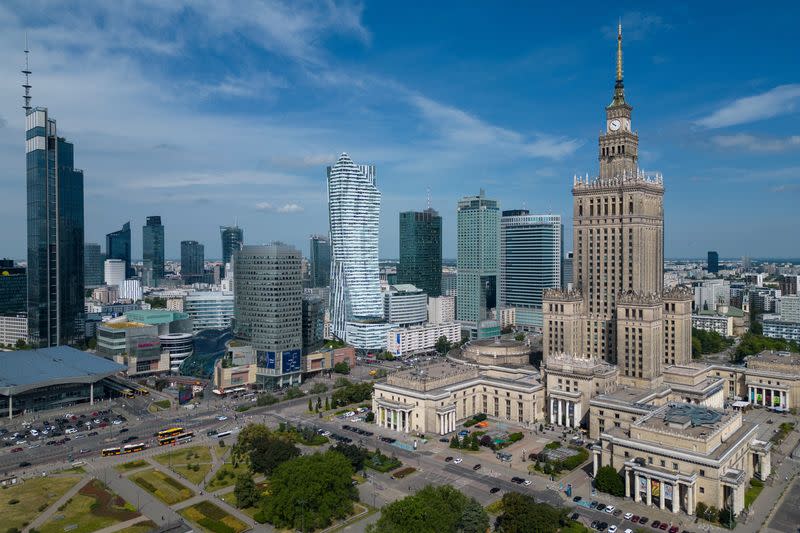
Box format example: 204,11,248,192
762,320,800,342
96,321,169,376
692,312,733,337
303,346,356,375
386,322,460,357
594,403,771,518
372,360,545,435
383,284,428,326
0,314,27,346
213,344,258,393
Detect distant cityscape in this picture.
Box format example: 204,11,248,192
1,17,798,533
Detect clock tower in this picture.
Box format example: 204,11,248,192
599,24,638,179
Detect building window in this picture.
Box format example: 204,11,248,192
699,487,705,494
699,469,705,476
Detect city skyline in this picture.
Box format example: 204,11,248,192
0,3,798,261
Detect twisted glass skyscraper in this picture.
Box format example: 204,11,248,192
327,153,391,351
26,107,85,347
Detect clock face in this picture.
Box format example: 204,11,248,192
609,119,621,131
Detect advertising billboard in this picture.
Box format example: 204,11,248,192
282,349,302,373
178,387,193,405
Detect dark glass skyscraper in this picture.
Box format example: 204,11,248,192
26,107,85,347
398,209,442,297
0,259,26,315
106,222,132,278
309,234,331,288
220,225,243,267
707,251,719,274
143,216,165,285
83,243,103,288
181,240,205,284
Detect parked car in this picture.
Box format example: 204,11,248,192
19,461,32,467
489,487,500,493
453,457,463,464
624,513,633,520
444,456,453,462
473,464,481,470
573,496,582,502
604,505,615,513
596,503,606,512
608,526,618,533
570,513,579,520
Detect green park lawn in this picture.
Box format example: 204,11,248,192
179,500,249,533
115,459,150,472
205,460,251,491
0,475,82,532
130,468,194,505
39,479,140,533
154,445,214,485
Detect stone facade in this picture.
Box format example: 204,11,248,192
461,338,531,366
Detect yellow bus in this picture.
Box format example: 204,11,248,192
156,427,184,439
101,447,121,456
122,443,147,454
158,431,194,446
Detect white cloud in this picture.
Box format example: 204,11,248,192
711,133,800,152
697,85,800,128
408,94,581,160
255,202,274,211
277,203,304,213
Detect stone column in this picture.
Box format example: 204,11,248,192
405,411,410,433
659,480,666,510
625,469,631,498
646,477,652,506
437,414,442,435
451,411,455,433
549,398,555,424
687,484,695,516
90,382,94,405
558,399,563,426
634,472,641,502
565,402,571,428
592,450,599,477
574,402,582,429
7,394,11,419
672,483,679,513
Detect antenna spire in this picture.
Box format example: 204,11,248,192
426,186,431,210
610,21,626,106
22,33,32,113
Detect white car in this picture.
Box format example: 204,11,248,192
112,419,122,425
624,529,634,533
216,415,228,421
350,417,361,422
604,505,615,513
453,457,463,464
322,431,332,437
522,479,532,486
65,428,77,434
357,407,369,413
29,429,38,437
623,512,633,520
608,526,617,533
343,411,355,417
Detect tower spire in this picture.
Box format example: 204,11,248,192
22,33,32,113
610,22,626,106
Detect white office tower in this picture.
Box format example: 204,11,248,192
119,279,142,301
327,153,392,351
104,259,125,289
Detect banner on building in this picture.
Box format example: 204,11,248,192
664,482,673,501
651,479,660,498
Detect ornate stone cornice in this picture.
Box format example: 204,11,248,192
618,289,661,305
663,285,693,301
543,287,583,301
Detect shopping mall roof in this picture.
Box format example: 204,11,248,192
0,346,125,395
126,310,189,324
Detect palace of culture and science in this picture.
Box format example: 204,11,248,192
373,26,779,519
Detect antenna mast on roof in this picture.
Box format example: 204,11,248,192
426,186,431,210
22,33,32,113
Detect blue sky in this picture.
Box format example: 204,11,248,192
0,1,798,261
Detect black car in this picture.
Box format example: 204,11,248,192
590,521,599,529
596,503,606,512
489,487,500,494
445,456,453,462
511,476,524,484
597,522,608,531
342,424,351,430
363,431,374,437
19,461,31,467
570,513,579,521
439,437,449,443
639,517,649,525
473,464,481,470
119,428,129,433
573,496,582,502
88,431,98,436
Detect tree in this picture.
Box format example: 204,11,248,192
695,502,708,521
324,397,330,410
316,396,322,410
514,333,525,342
310,382,328,394
308,397,313,412
285,386,305,400
450,435,460,448
14,338,28,350
594,465,625,497
365,411,375,422
330,442,369,472
692,337,702,359
333,361,351,374
234,473,259,509
495,492,568,533
250,436,300,476
261,451,356,532
369,485,486,533
458,498,490,533
718,507,735,528
234,423,272,460
435,335,452,355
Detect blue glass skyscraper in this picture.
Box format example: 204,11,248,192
106,222,132,278
26,107,85,347
143,216,165,285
